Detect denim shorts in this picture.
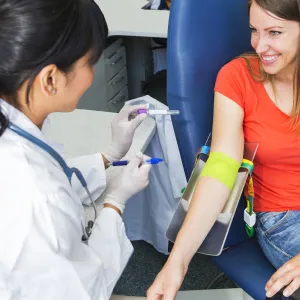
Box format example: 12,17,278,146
255,210,300,269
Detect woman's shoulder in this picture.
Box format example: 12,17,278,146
219,56,260,80
0,130,74,208
215,55,261,110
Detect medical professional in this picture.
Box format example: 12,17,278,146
148,0,300,299
0,0,151,299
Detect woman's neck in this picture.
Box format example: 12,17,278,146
22,108,45,129
274,62,295,84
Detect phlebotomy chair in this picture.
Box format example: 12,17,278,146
166,0,300,299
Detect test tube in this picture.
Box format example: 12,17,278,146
137,109,180,115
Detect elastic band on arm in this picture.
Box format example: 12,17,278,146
200,152,240,190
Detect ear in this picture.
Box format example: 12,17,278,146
38,65,60,97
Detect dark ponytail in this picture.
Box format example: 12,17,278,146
0,0,108,136
0,107,8,136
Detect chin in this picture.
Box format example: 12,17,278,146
261,62,284,76
68,106,77,112
68,101,80,112
59,105,77,113
262,66,278,75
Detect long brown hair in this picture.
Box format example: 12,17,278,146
241,0,300,128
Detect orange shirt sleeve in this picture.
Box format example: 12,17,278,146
214,59,245,110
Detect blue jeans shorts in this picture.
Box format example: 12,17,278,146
255,210,300,269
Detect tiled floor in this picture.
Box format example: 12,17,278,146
111,288,254,300
114,241,236,296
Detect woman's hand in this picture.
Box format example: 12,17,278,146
266,254,300,298
102,152,152,214
102,104,148,162
147,257,187,300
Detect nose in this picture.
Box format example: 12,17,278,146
255,36,269,54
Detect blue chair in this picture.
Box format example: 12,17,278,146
166,0,291,299
167,0,252,178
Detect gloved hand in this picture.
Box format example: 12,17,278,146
103,152,152,213
102,104,148,162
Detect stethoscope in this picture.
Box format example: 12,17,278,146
8,122,97,241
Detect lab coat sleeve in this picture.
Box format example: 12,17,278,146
1,189,133,300
67,153,106,205
88,208,134,297
0,266,15,300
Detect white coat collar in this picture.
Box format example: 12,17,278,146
0,98,47,143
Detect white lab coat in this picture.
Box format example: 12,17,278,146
0,99,133,300
123,96,187,254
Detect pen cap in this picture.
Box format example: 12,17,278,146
137,109,148,115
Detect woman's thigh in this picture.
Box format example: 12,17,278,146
255,210,300,269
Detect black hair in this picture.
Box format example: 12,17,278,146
0,0,108,136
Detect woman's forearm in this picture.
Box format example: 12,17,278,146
168,176,231,268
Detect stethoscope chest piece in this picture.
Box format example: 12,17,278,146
82,221,94,241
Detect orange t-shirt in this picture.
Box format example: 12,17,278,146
215,57,300,212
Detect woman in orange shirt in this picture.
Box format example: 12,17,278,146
147,0,300,299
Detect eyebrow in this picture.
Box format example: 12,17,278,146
249,24,284,30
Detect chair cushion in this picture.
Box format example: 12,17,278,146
213,238,276,300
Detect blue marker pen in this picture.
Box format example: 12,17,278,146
108,158,163,167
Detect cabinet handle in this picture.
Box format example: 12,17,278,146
109,56,122,65
112,95,125,104
112,76,124,85
107,50,117,60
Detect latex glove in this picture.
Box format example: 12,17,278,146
102,104,148,162
103,152,152,213
266,254,300,298
147,258,187,300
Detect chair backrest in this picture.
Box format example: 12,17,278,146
167,0,252,177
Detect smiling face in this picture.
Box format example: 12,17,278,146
250,1,300,77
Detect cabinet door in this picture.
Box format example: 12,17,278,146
107,85,129,112
105,46,127,81
77,56,108,111
106,67,128,101
77,39,128,112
